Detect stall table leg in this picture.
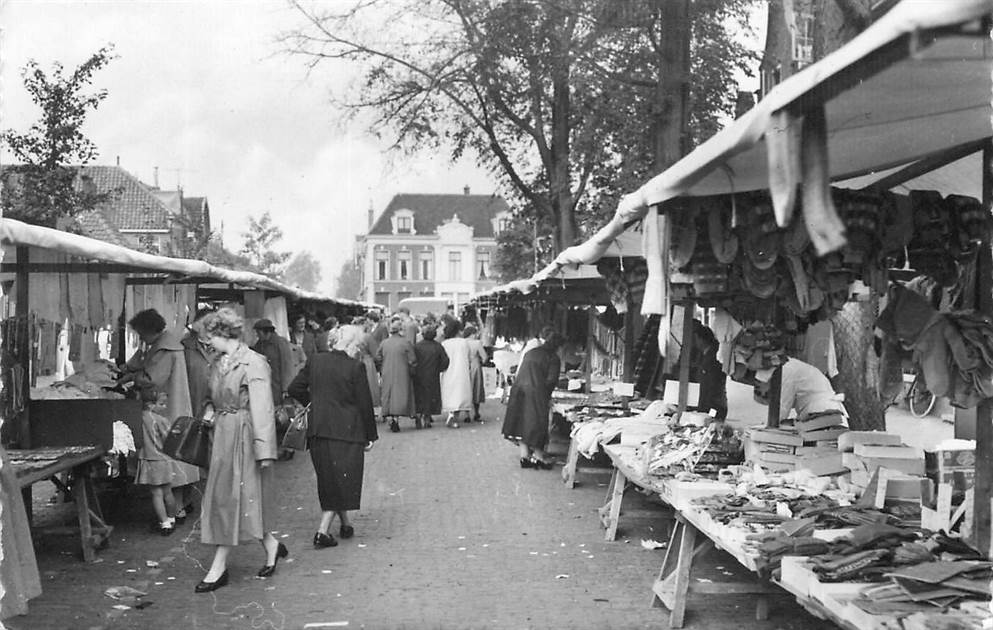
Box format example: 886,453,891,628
50,462,114,561
562,438,613,489
651,515,777,628
598,466,626,541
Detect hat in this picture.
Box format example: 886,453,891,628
253,318,275,331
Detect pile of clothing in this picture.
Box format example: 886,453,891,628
852,559,992,617
877,284,993,408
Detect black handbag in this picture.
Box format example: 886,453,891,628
280,404,310,451
162,415,211,468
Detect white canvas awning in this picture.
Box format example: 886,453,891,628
545,0,991,271
0,218,371,309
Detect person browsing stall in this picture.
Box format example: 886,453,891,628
777,357,847,422
502,326,565,470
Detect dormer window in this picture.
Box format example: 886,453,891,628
391,209,416,235
491,211,512,236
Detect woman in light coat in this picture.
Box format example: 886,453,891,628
195,308,284,593
440,319,473,428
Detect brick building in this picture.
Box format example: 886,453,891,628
356,189,511,312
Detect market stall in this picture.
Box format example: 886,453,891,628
0,217,368,561
499,1,992,628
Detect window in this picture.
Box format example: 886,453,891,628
375,251,389,280
477,250,490,280
397,215,412,234
448,251,462,281
398,251,411,280
793,13,814,67
419,252,433,280
498,217,512,234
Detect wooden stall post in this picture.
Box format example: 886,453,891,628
767,367,782,429
14,247,30,449
972,140,993,557
585,307,594,394
677,302,694,412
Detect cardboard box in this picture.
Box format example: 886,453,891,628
837,431,903,452
853,444,924,460
748,427,803,447
925,447,976,472
799,427,849,442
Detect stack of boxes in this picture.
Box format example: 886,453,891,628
746,418,848,477
924,439,976,498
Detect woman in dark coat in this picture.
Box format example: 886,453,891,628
413,325,449,429
501,327,564,470
288,347,378,548
375,318,417,433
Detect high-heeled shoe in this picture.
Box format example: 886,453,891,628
195,569,229,593
257,542,288,578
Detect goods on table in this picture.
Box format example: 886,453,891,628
31,360,123,400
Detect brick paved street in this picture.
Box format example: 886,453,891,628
7,400,834,630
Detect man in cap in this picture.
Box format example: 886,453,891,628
251,319,297,460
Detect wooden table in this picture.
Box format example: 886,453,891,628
8,445,113,562
599,444,778,628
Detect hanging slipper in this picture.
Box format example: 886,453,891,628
668,200,698,270
707,197,739,264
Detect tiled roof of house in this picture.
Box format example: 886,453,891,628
369,193,510,238
79,165,171,231
182,196,209,231
74,209,128,247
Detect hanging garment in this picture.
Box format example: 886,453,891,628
800,106,847,255
707,197,739,264
640,207,668,315
87,273,105,329
710,309,742,374
101,274,126,329
27,274,62,323
668,202,698,270
765,109,801,227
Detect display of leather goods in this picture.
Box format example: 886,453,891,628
667,204,698,270
836,189,882,266
879,191,915,256
947,193,989,256
741,258,779,299
743,199,782,270
281,404,310,451
780,211,810,256
909,189,951,247
706,197,739,263
162,415,211,468
691,261,728,297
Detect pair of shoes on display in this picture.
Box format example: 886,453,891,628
314,532,338,548
257,542,289,578
389,418,401,433
339,525,354,539
195,570,228,593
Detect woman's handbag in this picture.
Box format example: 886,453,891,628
162,415,212,468
280,404,311,451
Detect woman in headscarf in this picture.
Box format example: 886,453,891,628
462,324,488,423
195,308,283,592
502,326,564,469
119,309,200,534
374,317,417,433
288,334,378,549
413,324,449,429
353,317,381,418
440,319,473,428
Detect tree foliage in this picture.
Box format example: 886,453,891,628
1,45,117,227
240,211,291,279
334,258,363,300
284,250,323,292
284,0,756,280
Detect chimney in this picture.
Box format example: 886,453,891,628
153,166,159,188
367,200,374,230
463,185,471,195
116,155,120,166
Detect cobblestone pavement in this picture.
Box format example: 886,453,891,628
7,400,834,630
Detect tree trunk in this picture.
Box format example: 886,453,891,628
654,0,691,171
831,296,887,430
550,48,576,252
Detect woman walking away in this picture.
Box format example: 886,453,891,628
119,309,200,535
196,308,284,592
463,324,488,423
354,318,381,416
375,318,417,433
502,327,564,470
413,325,449,429
440,319,473,428
288,342,378,548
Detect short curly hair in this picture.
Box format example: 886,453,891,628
443,318,462,340
203,307,244,339
128,309,166,335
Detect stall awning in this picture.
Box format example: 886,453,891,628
0,218,371,309
471,264,610,306
545,0,991,271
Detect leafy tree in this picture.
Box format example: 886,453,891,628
284,0,755,276
1,45,117,227
240,212,291,279
492,215,555,283
334,258,363,300
284,251,323,292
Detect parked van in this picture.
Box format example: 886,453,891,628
397,297,452,317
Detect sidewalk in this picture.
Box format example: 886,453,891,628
9,400,833,630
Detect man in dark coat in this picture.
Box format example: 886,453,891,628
691,320,728,421
413,325,449,429
501,327,564,470
288,348,378,548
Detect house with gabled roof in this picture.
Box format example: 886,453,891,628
356,187,512,311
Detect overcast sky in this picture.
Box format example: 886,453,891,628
0,0,498,295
